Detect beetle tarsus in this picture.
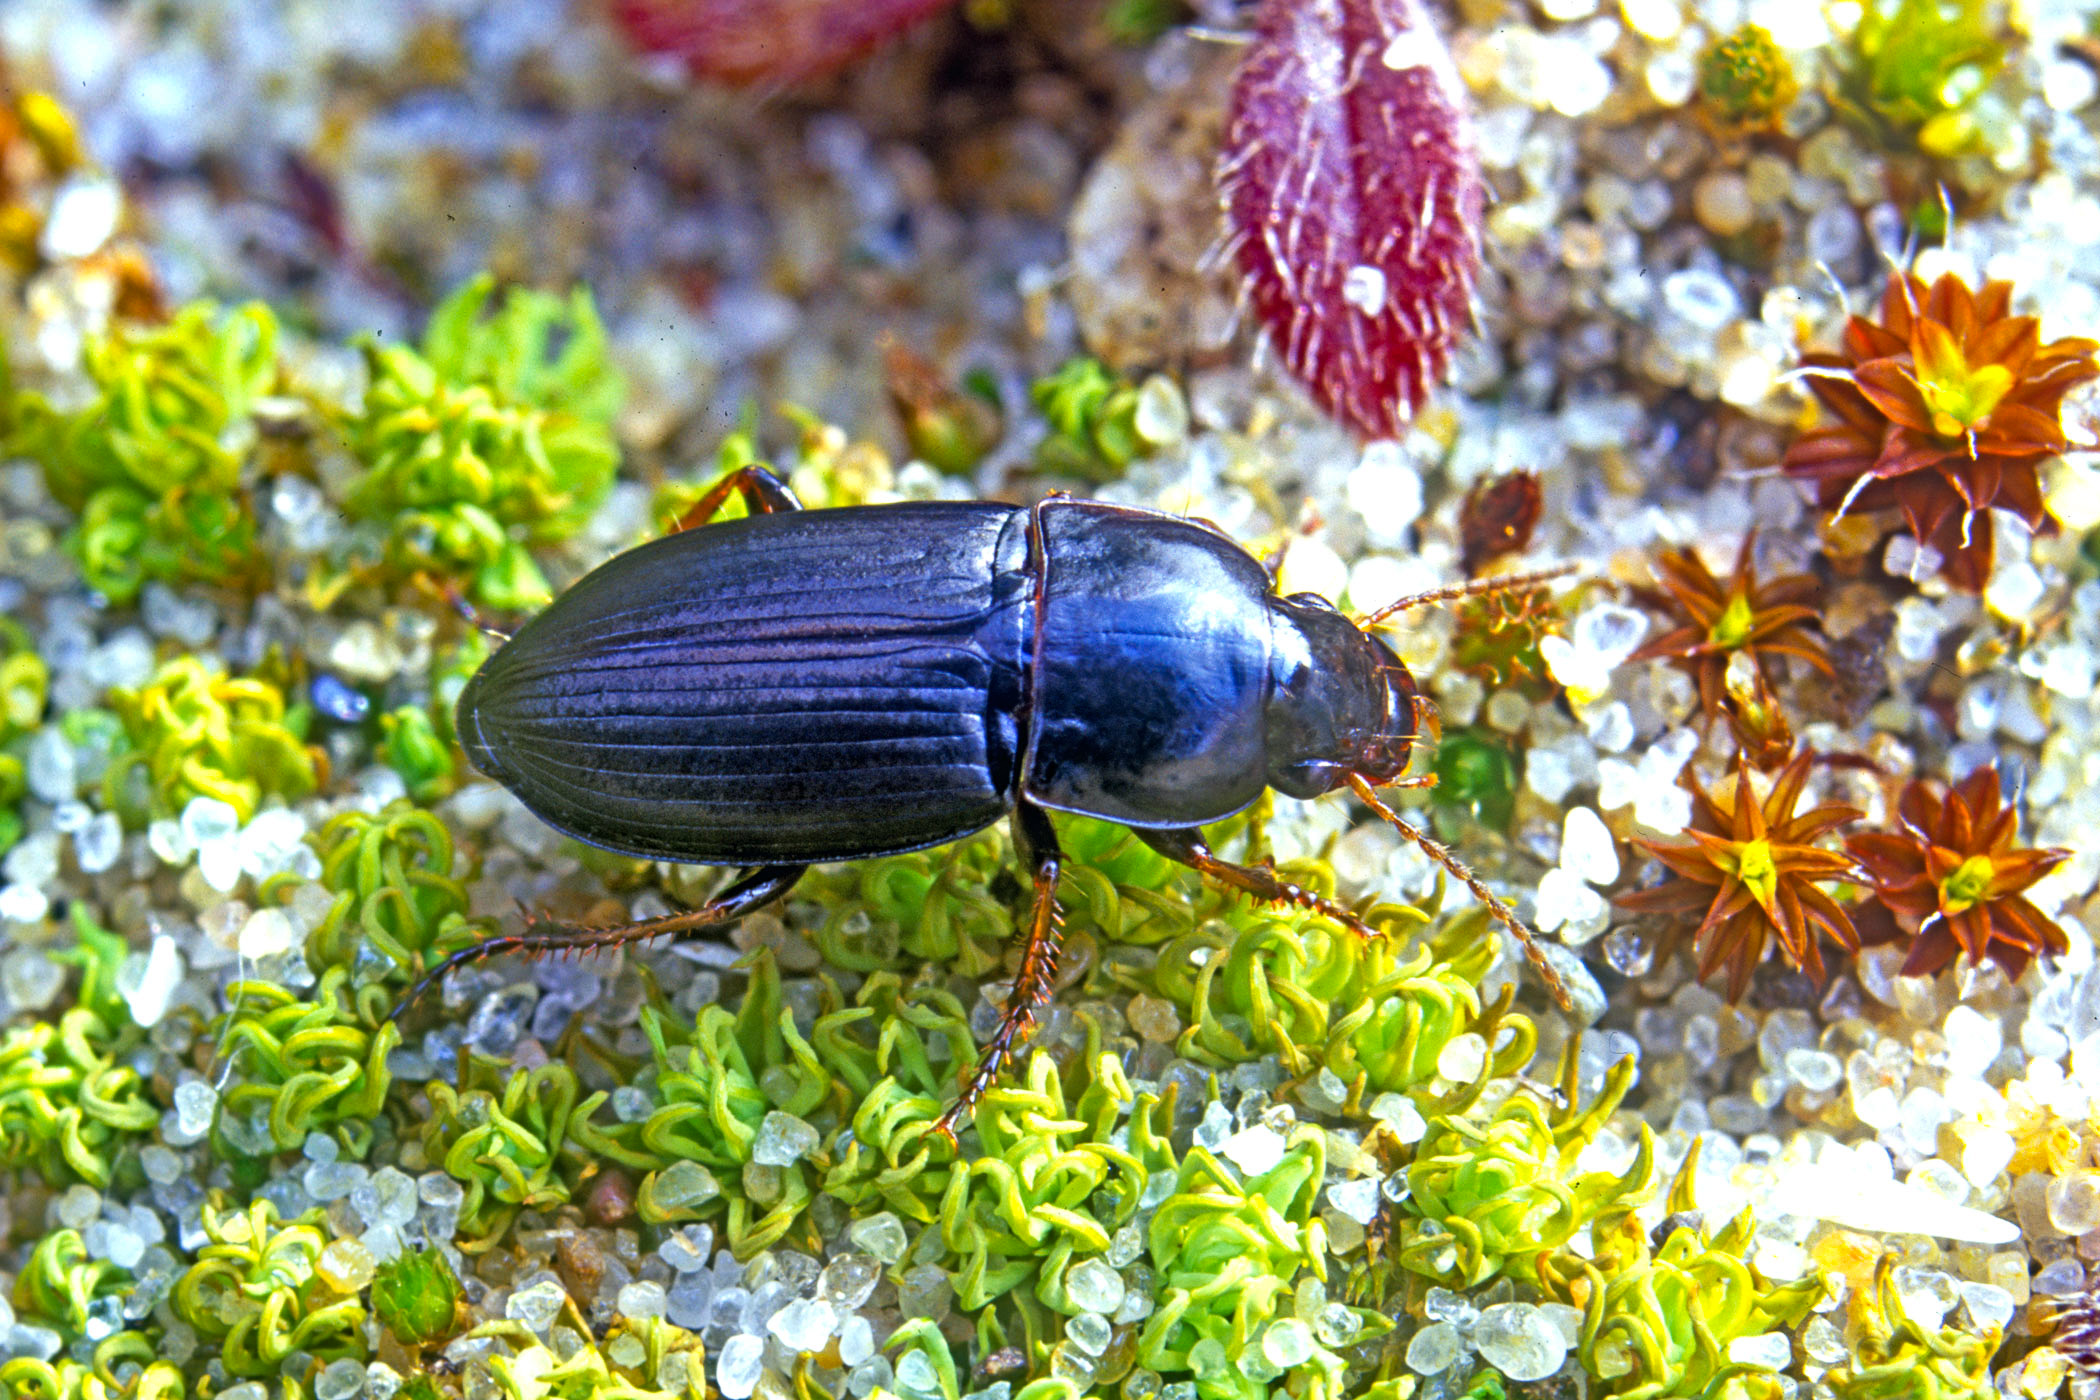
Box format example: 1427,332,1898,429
1347,774,1574,1011
388,863,807,1022
935,804,1064,1144
668,464,804,533
1137,825,1391,941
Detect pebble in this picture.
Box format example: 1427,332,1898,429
649,1160,720,1212
1220,1125,1287,1176
317,1238,377,1293
109,937,177,1030
1405,1321,1463,1374
1066,1312,1111,1356
172,1080,217,1139
1692,173,1754,236
751,1111,819,1166
617,1281,668,1319
1065,1257,1126,1315
1472,1303,1568,1381
847,1211,909,1265
715,1334,766,1400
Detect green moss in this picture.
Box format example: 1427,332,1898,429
13,1227,132,1338
1030,359,1168,482
1834,0,2005,156
1431,729,1519,833
209,966,399,1158
421,1056,583,1250
1541,1155,1823,1400
0,1355,187,1400
171,1197,365,1378
1398,1040,1651,1288
379,703,459,802
1141,1129,1389,1400
477,1314,710,1400
1824,1260,1995,1400
102,654,321,825
0,618,47,855
336,273,623,609
946,1051,1176,1315
0,910,157,1187
294,799,488,982
372,1245,464,1346
631,949,831,1255
802,824,1015,977
9,301,279,601
1697,25,1797,133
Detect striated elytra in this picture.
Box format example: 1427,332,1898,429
428,464,1567,1138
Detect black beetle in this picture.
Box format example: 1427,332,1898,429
408,465,1569,1136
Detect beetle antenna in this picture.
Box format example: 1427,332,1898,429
1347,774,1575,1011
1356,564,1578,629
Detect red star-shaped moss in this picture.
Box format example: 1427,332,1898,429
1615,749,1863,1002
1849,763,2070,980
1629,532,1834,728
1783,270,2100,591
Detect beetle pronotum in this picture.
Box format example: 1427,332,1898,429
397,465,1573,1139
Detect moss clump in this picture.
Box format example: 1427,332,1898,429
1833,0,2005,157
171,1197,366,1377
1398,1042,1651,1288
336,273,623,609
0,910,156,1188
1142,1128,1390,1400
1697,25,1797,135
0,617,48,855
295,798,487,982
371,1244,463,1347
208,966,399,1158
1030,358,1176,481
102,654,322,825
9,301,280,602
421,1056,585,1250
1541,1154,1823,1399
1431,728,1519,833
0,1356,187,1400
1824,1260,1995,1400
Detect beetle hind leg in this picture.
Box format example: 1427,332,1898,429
667,464,804,534
935,803,1064,1146
387,863,808,1022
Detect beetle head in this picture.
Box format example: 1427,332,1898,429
1265,593,1428,798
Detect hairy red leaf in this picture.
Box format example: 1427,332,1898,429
610,0,956,86
1220,0,1484,439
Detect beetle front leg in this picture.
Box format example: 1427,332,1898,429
388,863,808,1022
668,464,804,533
1136,826,1393,941
935,802,1064,1146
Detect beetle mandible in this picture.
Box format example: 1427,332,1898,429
403,464,1572,1140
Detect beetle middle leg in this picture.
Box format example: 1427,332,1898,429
667,464,804,533
934,802,1064,1145
388,863,808,1022
1135,827,1398,942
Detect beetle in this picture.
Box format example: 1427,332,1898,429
403,464,1570,1139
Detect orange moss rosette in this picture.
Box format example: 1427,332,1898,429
1616,750,1863,1001
1629,533,1834,727
1783,270,2100,591
1849,762,2070,980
